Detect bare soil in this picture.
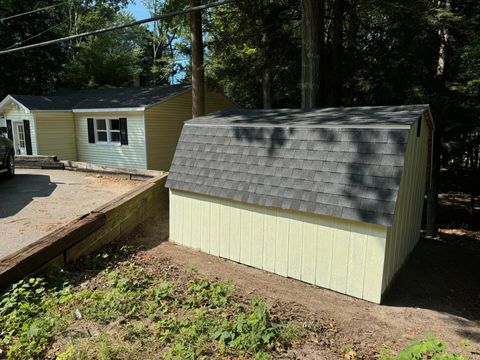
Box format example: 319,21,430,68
119,205,480,359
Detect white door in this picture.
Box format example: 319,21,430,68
16,123,27,155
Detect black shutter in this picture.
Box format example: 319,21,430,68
87,118,95,143
23,119,32,155
119,118,128,145
6,119,13,140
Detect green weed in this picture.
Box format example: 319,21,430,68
381,335,470,360
0,277,72,360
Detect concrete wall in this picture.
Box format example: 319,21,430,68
34,111,77,160
169,189,388,303
2,104,37,155
382,114,431,293
144,91,238,171
74,111,147,169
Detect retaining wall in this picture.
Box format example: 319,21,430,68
0,173,168,290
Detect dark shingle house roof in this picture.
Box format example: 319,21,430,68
8,85,191,111
166,105,430,227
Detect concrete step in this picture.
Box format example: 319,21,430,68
15,155,64,170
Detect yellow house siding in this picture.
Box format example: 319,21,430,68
382,115,430,294
74,112,146,169
3,105,37,154
169,189,388,303
34,111,77,160
144,91,238,171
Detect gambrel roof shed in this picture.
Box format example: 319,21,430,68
167,105,434,303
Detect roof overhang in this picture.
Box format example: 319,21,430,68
72,107,145,113
0,95,31,114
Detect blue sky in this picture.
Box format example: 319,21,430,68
126,1,150,20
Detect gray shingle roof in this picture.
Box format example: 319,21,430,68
187,105,428,127
166,105,429,227
9,84,191,110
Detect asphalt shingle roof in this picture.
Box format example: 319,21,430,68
166,105,430,227
9,84,191,110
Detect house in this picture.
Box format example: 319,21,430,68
166,105,434,303
0,85,237,170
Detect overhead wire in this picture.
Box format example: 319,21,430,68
0,2,66,23
0,0,235,56
3,23,63,51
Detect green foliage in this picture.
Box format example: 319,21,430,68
381,335,470,360
214,300,278,355
0,277,72,360
0,256,300,359
183,278,235,308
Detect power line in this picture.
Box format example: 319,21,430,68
3,23,63,51
0,2,65,23
0,0,235,56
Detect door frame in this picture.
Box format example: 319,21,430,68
13,121,27,155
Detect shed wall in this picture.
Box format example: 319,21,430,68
74,111,146,169
382,115,431,294
169,189,388,303
2,106,37,154
144,91,238,171
34,111,77,160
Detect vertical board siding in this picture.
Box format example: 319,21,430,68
170,190,388,303
382,116,430,294
144,91,238,171
35,112,77,160
3,106,37,154
75,112,146,169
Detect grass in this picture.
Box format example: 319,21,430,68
0,245,308,359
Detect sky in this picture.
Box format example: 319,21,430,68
126,1,150,20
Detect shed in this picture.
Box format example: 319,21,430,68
166,105,434,303
0,85,237,170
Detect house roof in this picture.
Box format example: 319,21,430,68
166,105,430,227
2,85,191,111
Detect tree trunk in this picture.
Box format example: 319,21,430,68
190,0,205,118
426,0,451,237
262,67,273,109
426,129,441,237
330,0,344,106
301,0,324,109
261,3,273,109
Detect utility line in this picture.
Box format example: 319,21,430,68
3,23,63,51
0,2,65,23
0,0,235,56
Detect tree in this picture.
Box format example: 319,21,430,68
191,0,205,117
61,13,144,88
205,0,301,108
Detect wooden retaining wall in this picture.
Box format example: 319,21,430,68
0,174,168,291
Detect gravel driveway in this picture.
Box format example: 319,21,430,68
0,169,140,260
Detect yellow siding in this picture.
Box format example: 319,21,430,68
74,112,146,169
3,104,37,154
34,111,77,160
381,115,431,294
169,189,388,303
144,91,238,171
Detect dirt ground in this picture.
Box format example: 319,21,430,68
0,169,140,259
122,206,480,359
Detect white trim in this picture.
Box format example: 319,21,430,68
142,112,148,170
73,107,144,113
32,109,73,113
93,118,122,145
0,95,31,113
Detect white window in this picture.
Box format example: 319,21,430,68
95,118,121,144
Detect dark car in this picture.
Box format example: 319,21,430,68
0,126,15,178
